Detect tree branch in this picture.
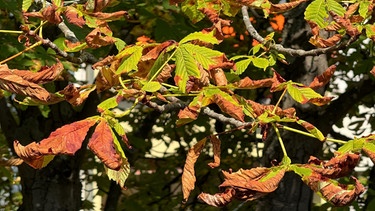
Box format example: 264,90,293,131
241,6,351,57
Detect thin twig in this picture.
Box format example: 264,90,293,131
241,6,350,57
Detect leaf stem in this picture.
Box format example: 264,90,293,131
0,30,23,34
148,48,178,82
281,125,347,144
272,88,287,114
119,76,127,89
272,123,288,157
161,83,179,90
0,41,43,65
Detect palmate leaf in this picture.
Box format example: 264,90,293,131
181,0,205,23
286,82,332,106
174,45,200,93
182,43,222,69
22,0,33,12
305,0,345,28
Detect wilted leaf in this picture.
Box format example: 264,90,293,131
182,138,207,202
85,26,116,48
65,6,85,27
209,68,227,86
213,94,244,121
12,61,64,84
220,167,285,193
90,11,128,21
0,64,52,102
88,119,122,170
198,188,235,207
270,0,307,13
237,76,273,89
306,153,360,178
286,82,332,106
95,66,119,92
303,173,364,206
309,65,336,89
14,118,97,169
208,135,221,168
60,84,96,106
42,4,62,24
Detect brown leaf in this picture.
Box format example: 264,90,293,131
309,34,342,48
209,68,227,86
95,66,119,92
237,77,273,89
213,94,244,121
198,188,235,207
177,107,199,127
0,64,51,102
305,97,333,106
142,40,176,61
209,54,235,70
309,65,336,89
12,60,64,84
42,4,62,24
331,12,360,37
85,27,116,48
14,119,97,169
156,64,173,83
92,0,111,12
182,138,207,202
90,11,128,20
208,135,221,168
92,55,115,69
307,153,360,178
65,6,86,28
270,0,307,13
220,167,285,193
88,119,122,170
270,71,287,92
305,173,364,206
60,84,96,106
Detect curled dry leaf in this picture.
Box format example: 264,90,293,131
331,12,360,37
42,4,63,24
220,167,286,193
60,84,96,106
88,119,122,170
90,11,128,20
0,64,51,102
14,119,97,169
85,27,116,48
209,68,227,86
65,6,85,27
306,153,360,178
208,135,221,168
12,60,64,84
156,64,173,83
237,77,273,89
182,138,207,203
213,94,244,121
95,66,119,92
91,0,112,12
198,188,235,207
270,71,287,92
270,0,308,13
0,157,23,166
303,173,364,206
309,65,336,89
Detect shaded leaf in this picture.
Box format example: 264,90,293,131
85,26,116,48
14,118,97,169
95,66,119,92
208,135,221,168
182,138,207,202
42,4,62,24
209,68,227,86
88,119,122,170
213,94,244,121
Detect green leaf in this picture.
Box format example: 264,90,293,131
147,51,168,80
115,46,143,74
297,119,325,141
97,96,119,112
142,81,162,92
326,0,345,17
179,31,219,45
252,57,269,70
234,57,253,75
290,165,313,177
64,42,88,53
337,138,365,153
305,0,329,28
182,43,222,69
286,83,322,104
114,38,126,52
174,46,200,93
359,1,371,18
22,0,33,12
181,1,205,23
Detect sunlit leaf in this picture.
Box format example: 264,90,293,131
180,31,219,44
142,81,161,92
174,45,200,92
116,46,143,74
297,120,325,141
